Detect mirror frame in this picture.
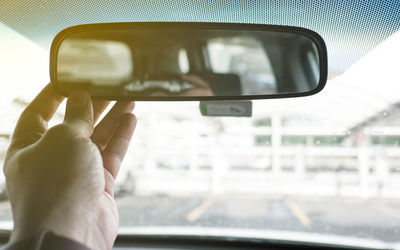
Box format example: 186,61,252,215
50,22,328,101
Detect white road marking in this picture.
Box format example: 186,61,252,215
285,200,311,227
186,199,212,222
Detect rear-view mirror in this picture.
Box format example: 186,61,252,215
50,22,327,101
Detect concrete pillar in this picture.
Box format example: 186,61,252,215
375,148,388,195
189,152,199,172
295,148,305,178
306,136,314,147
357,131,370,197
271,113,281,174
358,147,369,196
210,147,227,194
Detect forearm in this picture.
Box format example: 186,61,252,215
3,230,91,250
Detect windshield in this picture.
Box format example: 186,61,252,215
1,2,400,249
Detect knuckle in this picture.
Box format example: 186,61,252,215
91,135,108,151
47,123,74,137
74,137,92,147
42,124,79,149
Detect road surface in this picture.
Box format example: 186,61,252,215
116,194,400,243
0,195,399,243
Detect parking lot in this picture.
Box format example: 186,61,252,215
0,193,399,247
108,194,400,245
115,195,400,243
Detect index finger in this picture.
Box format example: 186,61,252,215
92,98,110,124
102,113,136,179
11,83,65,148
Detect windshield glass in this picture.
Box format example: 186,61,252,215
1,6,400,249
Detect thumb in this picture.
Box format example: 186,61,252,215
64,91,94,137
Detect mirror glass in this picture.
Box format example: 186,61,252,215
55,27,324,99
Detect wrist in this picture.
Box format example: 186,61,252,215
10,207,95,248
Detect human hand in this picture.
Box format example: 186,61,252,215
3,84,136,250
180,74,214,96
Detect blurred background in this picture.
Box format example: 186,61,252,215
1,22,400,246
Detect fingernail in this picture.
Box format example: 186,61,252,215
69,91,88,108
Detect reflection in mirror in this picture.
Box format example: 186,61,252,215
58,40,133,85
56,28,322,98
